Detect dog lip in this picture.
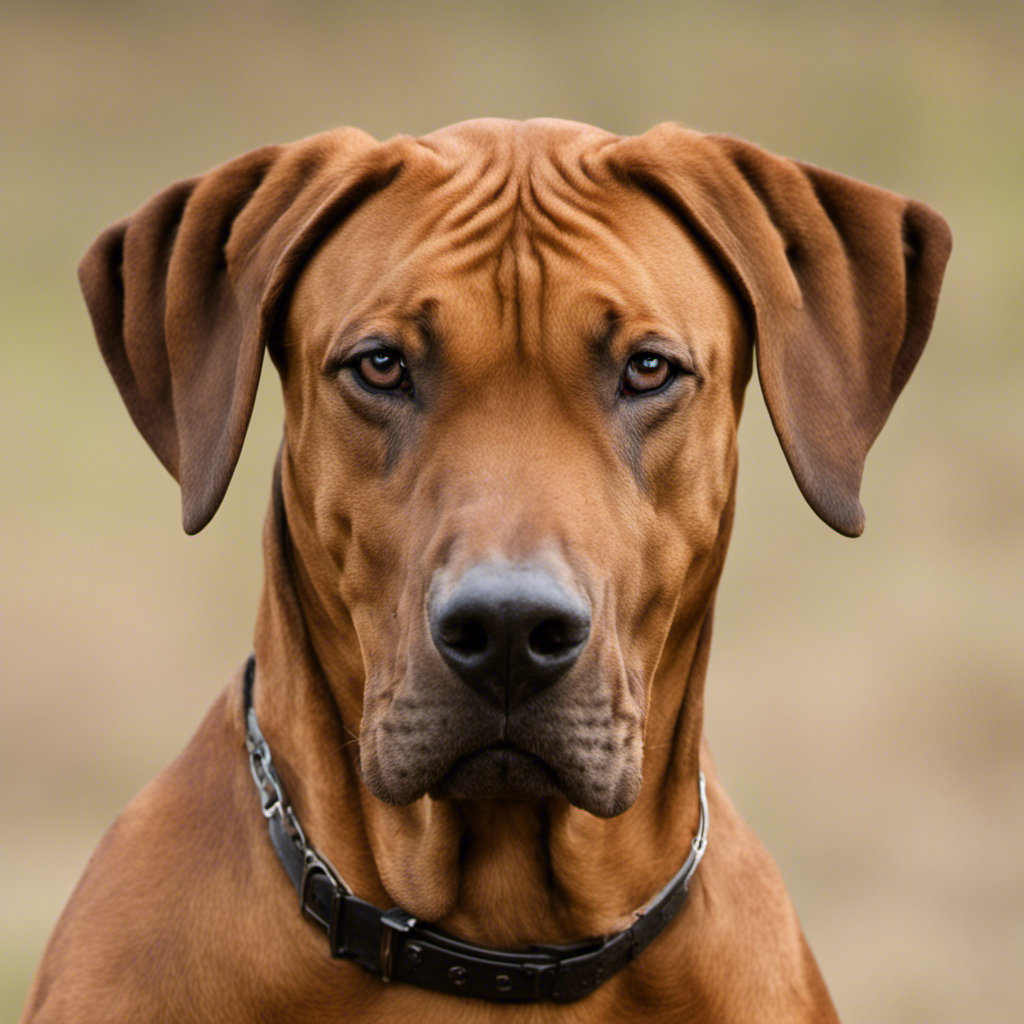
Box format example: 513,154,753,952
447,740,555,776
428,741,562,801
457,740,545,763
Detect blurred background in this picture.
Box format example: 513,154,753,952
2,1,1021,1020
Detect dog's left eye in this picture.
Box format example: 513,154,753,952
352,349,412,394
621,352,674,397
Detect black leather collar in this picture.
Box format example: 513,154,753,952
242,655,708,1004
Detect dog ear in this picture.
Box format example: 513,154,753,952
612,124,952,536
79,128,396,534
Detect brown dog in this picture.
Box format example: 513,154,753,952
22,118,950,1023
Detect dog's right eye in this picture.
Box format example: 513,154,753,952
352,349,412,394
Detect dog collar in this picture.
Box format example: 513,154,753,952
242,656,708,1004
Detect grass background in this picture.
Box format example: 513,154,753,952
2,1,1021,1020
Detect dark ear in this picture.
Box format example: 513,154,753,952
79,127,396,534
612,124,952,536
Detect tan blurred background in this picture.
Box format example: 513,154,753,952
2,1,1021,1020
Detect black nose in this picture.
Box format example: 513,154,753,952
430,563,591,709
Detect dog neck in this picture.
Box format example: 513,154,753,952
251,452,727,948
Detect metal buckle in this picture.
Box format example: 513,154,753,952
691,772,709,861
300,848,351,929
379,908,417,982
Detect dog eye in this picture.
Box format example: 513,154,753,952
621,352,673,397
353,349,412,393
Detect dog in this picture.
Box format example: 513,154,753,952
21,118,950,1023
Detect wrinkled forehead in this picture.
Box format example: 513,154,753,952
291,122,742,360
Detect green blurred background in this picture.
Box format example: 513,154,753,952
2,1,1021,1020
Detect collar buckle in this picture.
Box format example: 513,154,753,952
379,908,417,982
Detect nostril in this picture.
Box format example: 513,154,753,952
440,618,488,656
430,563,590,706
528,617,586,658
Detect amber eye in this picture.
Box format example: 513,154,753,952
354,349,410,393
622,352,672,396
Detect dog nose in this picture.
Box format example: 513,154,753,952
430,564,590,709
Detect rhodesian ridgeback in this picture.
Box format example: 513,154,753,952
22,118,950,1023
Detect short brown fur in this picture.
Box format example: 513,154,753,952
22,118,950,1023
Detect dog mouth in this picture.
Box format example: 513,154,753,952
428,742,563,802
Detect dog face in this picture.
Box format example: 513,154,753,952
278,123,749,815
79,118,950,819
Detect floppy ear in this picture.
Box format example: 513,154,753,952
612,124,952,536
79,127,397,534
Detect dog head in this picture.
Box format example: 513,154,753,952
80,119,950,818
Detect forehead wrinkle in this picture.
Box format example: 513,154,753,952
401,139,625,302
517,175,643,285
522,220,545,364
400,301,440,359
523,147,624,230
441,159,512,232
507,205,525,360
589,308,621,365
503,167,637,368
384,146,520,280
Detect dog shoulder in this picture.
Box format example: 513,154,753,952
20,685,260,1022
